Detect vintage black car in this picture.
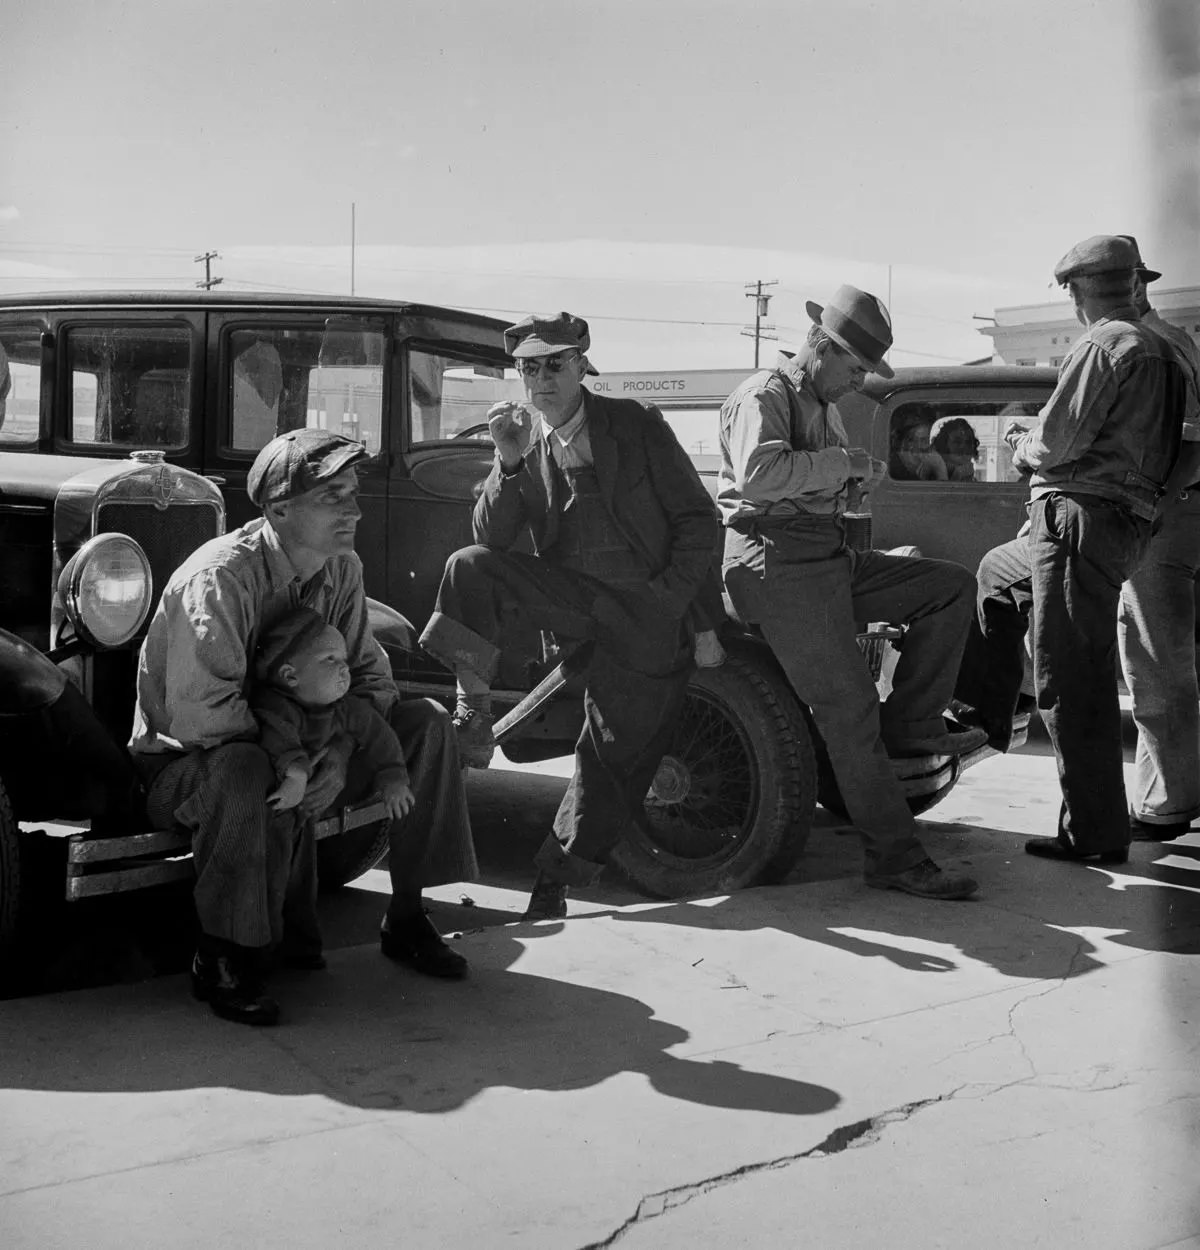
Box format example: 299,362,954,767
0,291,1052,983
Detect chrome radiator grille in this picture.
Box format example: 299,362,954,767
96,501,221,617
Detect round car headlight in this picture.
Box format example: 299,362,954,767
58,534,154,648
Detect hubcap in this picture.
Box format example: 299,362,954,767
649,754,691,804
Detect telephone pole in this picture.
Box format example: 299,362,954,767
194,251,223,290
742,279,777,367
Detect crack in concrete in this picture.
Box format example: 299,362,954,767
577,1091,961,1249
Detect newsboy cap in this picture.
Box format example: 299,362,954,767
247,428,370,509
504,311,591,358
805,284,895,379
1117,234,1163,283
1052,235,1141,285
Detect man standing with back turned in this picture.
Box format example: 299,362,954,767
719,284,985,901
955,235,1186,865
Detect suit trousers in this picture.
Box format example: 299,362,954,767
420,545,692,886
723,522,974,875
1118,489,1200,826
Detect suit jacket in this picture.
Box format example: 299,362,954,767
473,390,722,624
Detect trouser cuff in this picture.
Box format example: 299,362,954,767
419,611,501,682
533,834,605,888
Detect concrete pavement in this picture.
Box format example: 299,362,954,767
2,745,1199,1249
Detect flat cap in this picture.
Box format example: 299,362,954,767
1117,234,1163,283
1053,235,1141,285
247,428,370,508
504,311,591,359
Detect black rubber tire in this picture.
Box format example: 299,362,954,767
316,821,391,892
814,735,962,819
611,646,817,898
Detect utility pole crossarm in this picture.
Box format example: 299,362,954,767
743,279,778,368
194,251,223,290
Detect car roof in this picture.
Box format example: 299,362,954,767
0,288,510,333
858,364,1059,396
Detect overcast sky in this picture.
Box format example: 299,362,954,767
0,0,1181,368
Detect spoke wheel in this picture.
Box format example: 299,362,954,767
612,646,816,898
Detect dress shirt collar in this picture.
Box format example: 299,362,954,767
538,392,588,448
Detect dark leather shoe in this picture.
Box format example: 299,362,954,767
521,874,569,920
452,706,495,770
1130,817,1191,842
381,912,468,979
885,725,989,758
865,858,978,900
1024,837,1128,864
191,950,280,1026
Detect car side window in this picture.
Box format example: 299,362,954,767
65,325,191,449
227,321,386,454
408,346,520,443
0,327,42,444
888,401,1040,484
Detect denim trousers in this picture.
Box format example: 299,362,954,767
723,521,975,876
960,493,1150,852
1118,489,1200,826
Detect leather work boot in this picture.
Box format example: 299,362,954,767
884,724,988,758
1129,817,1191,843
865,858,978,900
380,911,468,979
1024,837,1128,865
521,874,569,921
452,705,495,770
191,949,281,1026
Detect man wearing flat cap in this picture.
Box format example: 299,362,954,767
130,427,477,1025
419,311,721,920
1115,238,1200,844
955,235,1188,866
718,284,984,901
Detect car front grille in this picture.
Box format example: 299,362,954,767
96,501,221,618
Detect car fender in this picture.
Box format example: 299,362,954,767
0,628,67,715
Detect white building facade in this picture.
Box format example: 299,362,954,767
981,286,1200,366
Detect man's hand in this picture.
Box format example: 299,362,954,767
267,769,307,812
846,448,888,487
1003,421,1030,451
380,777,415,821
300,752,349,817
487,401,531,470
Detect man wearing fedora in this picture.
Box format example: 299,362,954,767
718,284,985,901
419,311,721,921
130,428,478,1025
954,235,1187,866
1117,238,1200,843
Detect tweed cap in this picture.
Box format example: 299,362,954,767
247,428,370,508
254,607,338,682
504,312,591,358
1117,234,1163,283
1053,235,1141,285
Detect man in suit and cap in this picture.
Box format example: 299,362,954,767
130,428,478,1026
718,284,985,901
419,311,720,920
1116,237,1200,842
954,235,1187,865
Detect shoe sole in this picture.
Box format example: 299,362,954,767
865,879,978,900
191,978,280,1026
380,946,469,979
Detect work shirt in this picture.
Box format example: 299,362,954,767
1012,306,1185,522
717,356,855,526
129,518,395,754
538,396,591,469
1142,308,1200,443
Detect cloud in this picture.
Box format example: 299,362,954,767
0,206,21,223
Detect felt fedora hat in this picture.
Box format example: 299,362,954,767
805,285,894,379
